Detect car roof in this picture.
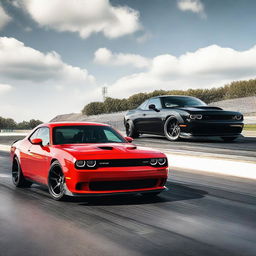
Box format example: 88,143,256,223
152,95,195,98
38,122,110,128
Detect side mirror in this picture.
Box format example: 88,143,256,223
125,136,133,143
31,138,43,145
148,104,160,112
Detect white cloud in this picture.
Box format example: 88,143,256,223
0,5,12,30
94,48,151,68
0,37,97,122
19,0,141,39
136,32,152,43
0,83,12,94
107,44,256,97
0,37,95,83
177,0,206,18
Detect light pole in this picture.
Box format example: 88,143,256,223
102,86,108,101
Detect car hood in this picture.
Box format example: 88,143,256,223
177,106,240,115
178,106,222,111
56,143,164,159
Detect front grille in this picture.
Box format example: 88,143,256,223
191,124,242,135
89,179,158,191
202,115,233,121
75,158,168,170
98,158,152,168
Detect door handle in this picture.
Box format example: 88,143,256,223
143,113,146,116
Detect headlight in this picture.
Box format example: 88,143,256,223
75,160,97,168
86,160,96,168
150,159,158,166
189,114,202,120
150,158,167,167
75,160,86,168
158,158,166,165
233,115,243,120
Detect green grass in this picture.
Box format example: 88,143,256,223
244,124,256,131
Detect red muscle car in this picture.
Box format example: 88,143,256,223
11,122,168,200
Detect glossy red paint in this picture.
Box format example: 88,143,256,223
124,136,133,143
10,122,169,198
31,138,43,145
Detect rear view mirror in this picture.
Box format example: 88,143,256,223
31,138,43,145
125,136,133,143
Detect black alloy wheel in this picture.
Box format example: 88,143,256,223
164,117,181,141
48,161,67,201
125,120,139,138
12,157,32,187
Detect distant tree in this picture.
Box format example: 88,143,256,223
127,93,148,109
0,117,5,129
28,119,43,129
81,78,256,115
82,102,105,115
3,118,16,129
16,121,30,129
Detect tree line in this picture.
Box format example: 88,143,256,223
0,117,43,130
82,79,256,116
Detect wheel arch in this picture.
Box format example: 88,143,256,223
165,113,184,124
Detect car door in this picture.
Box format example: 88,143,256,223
132,100,148,132
19,128,39,179
139,98,163,134
27,127,51,184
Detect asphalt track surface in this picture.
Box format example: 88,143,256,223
0,147,256,256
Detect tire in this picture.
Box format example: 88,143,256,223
12,157,32,188
125,120,139,138
164,117,181,141
221,137,237,142
48,161,67,201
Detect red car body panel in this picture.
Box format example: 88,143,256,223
11,122,169,196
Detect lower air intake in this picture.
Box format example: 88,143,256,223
89,179,158,191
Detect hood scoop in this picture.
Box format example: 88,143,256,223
98,146,113,150
193,106,222,110
126,146,137,150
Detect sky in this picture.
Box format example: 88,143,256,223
0,0,256,122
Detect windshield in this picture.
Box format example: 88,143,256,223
53,125,126,145
162,96,206,108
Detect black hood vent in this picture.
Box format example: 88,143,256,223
193,106,222,110
98,146,113,150
126,146,137,150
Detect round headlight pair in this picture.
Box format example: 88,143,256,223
189,114,202,120
76,160,96,168
233,115,243,120
150,158,166,166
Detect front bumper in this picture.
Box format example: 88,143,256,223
180,121,243,137
63,165,168,196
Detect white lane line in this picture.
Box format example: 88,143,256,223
166,153,256,180
0,145,10,151
0,174,11,178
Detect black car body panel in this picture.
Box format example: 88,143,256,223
124,96,244,139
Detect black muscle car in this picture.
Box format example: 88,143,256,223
124,95,244,141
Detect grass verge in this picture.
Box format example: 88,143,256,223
244,124,256,131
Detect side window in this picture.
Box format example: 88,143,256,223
37,127,50,146
103,129,122,142
138,100,148,110
29,129,39,141
147,98,162,110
